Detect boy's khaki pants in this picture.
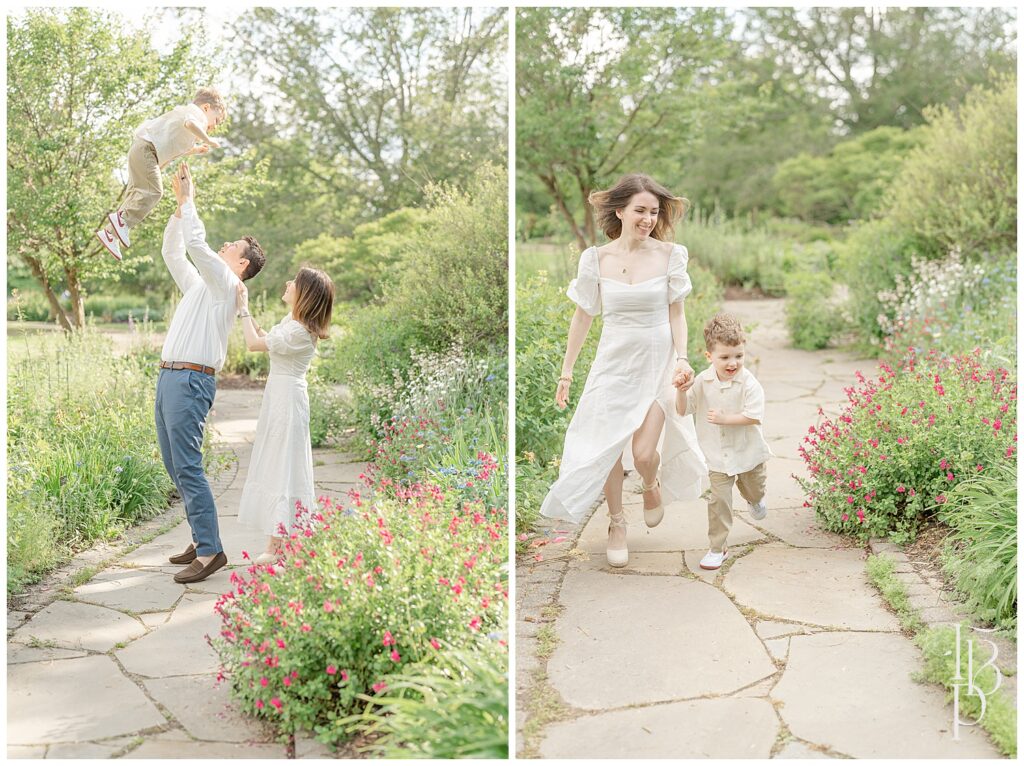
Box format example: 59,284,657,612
119,138,163,229
707,462,767,553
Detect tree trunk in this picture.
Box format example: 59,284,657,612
65,265,86,329
538,171,589,252
20,253,74,332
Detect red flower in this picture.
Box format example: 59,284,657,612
390,650,401,662
372,682,388,694
430,637,441,650
383,630,395,646
270,697,283,711
326,665,337,675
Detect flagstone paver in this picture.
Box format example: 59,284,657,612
775,632,999,758
540,698,780,759
519,298,1006,759
8,655,166,744
6,388,367,757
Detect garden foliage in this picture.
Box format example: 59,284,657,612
798,350,1016,544
7,330,173,590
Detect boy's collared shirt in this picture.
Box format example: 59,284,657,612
135,103,207,166
684,367,773,476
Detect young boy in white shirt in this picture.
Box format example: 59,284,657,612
674,313,773,570
96,88,226,261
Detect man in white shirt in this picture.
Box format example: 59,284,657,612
675,313,773,571
158,163,265,584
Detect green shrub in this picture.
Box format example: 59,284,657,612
7,288,55,321
784,271,843,350
836,217,918,346
383,163,508,355
7,328,174,590
886,76,1017,258
772,126,924,224
308,375,346,448
939,461,1016,631
212,434,508,747
346,647,508,758
294,208,430,303
223,293,281,379
84,293,165,323
799,351,1016,543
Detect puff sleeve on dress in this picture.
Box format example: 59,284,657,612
667,244,693,303
266,317,314,356
566,246,602,316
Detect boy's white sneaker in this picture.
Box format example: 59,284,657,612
107,210,130,247
749,499,768,520
699,549,728,570
96,228,123,261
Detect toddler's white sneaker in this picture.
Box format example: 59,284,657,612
699,549,728,570
749,499,768,520
107,210,130,247
96,228,122,261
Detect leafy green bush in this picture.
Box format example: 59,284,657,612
798,351,1016,543
223,294,282,379
83,293,166,323
295,208,429,303
836,217,917,346
887,76,1017,258
7,288,55,321
308,375,346,448
212,422,508,748
7,329,174,590
939,462,1016,631
772,126,924,224
784,271,843,350
383,163,508,354
346,647,508,758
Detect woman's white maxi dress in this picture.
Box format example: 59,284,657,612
540,244,708,523
238,315,318,536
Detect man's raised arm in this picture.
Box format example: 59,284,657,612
162,173,201,294
174,163,235,296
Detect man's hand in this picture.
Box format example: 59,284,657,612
205,138,220,149
171,173,185,216
177,163,195,204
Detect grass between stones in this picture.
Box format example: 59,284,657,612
520,672,571,759
866,553,1016,757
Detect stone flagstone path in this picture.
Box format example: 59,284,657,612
516,299,1003,759
8,389,364,759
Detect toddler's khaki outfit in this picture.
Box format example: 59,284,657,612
120,103,207,229
684,367,773,552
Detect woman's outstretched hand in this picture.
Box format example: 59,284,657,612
555,377,572,410
673,358,695,388
236,281,249,312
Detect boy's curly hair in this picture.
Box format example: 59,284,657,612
193,87,226,117
704,312,746,350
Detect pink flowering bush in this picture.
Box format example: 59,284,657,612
211,421,508,745
799,349,1016,543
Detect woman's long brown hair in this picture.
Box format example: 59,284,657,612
589,173,690,242
292,266,334,340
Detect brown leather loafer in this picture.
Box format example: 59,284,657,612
174,551,228,584
169,542,197,565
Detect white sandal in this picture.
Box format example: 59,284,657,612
641,477,664,528
606,509,629,568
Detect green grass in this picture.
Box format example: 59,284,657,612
515,241,578,284
865,554,925,633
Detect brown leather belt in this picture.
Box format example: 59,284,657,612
159,360,216,376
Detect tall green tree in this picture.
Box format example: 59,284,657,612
746,7,1017,133
231,7,507,214
7,8,268,329
516,7,741,250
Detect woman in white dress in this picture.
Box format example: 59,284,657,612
234,266,335,565
541,173,707,567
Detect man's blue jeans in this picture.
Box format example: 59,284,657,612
154,369,223,556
